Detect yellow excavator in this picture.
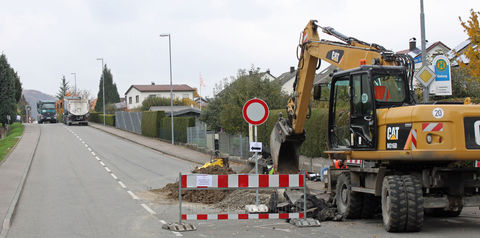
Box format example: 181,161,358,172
270,20,480,232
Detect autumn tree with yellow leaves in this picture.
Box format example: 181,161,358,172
458,9,480,79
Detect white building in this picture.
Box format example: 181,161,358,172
125,84,195,110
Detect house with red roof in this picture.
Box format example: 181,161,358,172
124,83,195,110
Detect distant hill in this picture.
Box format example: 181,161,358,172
22,89,57,121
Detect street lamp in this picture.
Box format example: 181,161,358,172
160,33,174,144
96,58,105,126
71,72,76,95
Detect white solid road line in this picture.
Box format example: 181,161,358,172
127,191,139,200
105,167,111,173
159,220,167,224
141,204,156,215
172,231,182,237
100,161,105,166
118,181,127,189
111,173,118,180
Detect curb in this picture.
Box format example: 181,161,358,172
89,124,207,166
0,125,41,238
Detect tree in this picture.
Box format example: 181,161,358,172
13,71,22,103
0,54,17,127
458,9,480,79
57,75,70,100
200,66,288,134
95,65,120,112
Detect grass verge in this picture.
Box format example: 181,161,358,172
0,123,25,162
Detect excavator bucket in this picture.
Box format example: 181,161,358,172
270,118,305,174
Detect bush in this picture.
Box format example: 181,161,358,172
141,97,187,111
88,112,101,123
159,117,195,143
141,111,166,137
99,114,115,126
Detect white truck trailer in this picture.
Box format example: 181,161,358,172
63,97,89,126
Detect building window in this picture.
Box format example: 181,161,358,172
183,94,189,98
149,94,156,98
136,95,139,103
129,97,132,104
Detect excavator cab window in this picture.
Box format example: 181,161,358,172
329,76,351,149
350,73,375,149
373,75,406,103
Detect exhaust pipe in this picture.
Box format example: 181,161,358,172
269,117,305,174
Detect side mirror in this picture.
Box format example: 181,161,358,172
313,84,322,100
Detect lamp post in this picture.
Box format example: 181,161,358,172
71,72,77,95
160,33,174,144
96,58,105,126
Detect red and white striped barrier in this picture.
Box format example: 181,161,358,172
181,174,304,189
422,123,443,132
182,213,304,221
345,160,362,165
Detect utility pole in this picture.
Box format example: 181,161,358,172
71,72,77,95
96,58,105,125
420,0,428,103
160,34,175,144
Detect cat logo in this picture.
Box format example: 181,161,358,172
387,126,400,141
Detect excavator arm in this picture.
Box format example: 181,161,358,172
271,20,412,173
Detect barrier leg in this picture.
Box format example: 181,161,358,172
179,172,182,224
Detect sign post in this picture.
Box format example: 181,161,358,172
242,98,269,206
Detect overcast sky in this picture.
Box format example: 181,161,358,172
1,0,478,99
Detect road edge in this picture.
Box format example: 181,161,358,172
89,124,206,165
0,125,41,238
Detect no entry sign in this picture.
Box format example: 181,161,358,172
242,98,269,125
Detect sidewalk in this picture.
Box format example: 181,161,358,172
0,124,40,237
89,123,212,165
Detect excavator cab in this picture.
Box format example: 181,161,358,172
327,65,411,151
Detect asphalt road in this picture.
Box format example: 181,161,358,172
8,124,195,238
7,123,480,238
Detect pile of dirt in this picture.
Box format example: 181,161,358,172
157,165,236,204
215,190,273,211
192,165,235,175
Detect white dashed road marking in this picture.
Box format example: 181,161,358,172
141,204,156,215
111,173,118,180
127,191,139,200
118,181,127,189
88,147,92,151
100,161,105,166
105,167,111,173
91,152,96,156
95,156,100,161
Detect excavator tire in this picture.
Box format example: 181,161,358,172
336,173,363,219
401,175,424,232
382,175,407,232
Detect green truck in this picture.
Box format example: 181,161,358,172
37,100,57,123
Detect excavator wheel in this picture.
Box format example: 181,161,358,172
381,175,406,232
335,173,363,219
381,175,424,232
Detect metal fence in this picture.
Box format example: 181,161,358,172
218,132,249,159
115,111,142,134
187,121,208,148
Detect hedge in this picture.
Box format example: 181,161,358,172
99,114,115,126
256,108,329,157
159,117,195,143
141,111,166,137
88,112,101,123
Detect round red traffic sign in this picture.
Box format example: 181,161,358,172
242,98,269,125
